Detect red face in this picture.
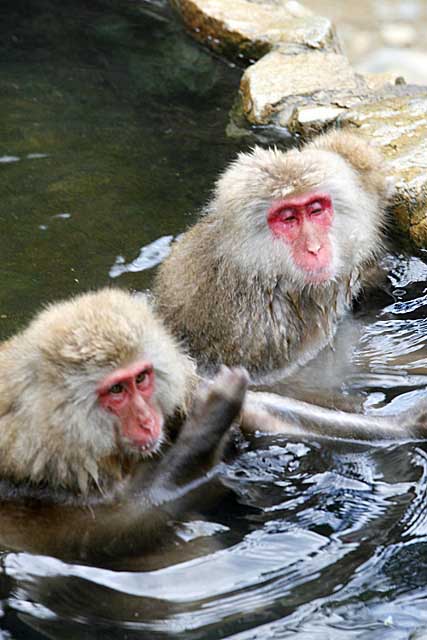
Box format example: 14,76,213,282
97,360,163,453
267,192,334,282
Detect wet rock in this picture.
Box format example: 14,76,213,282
170,0,340,61
240,50,365,125
340,91,427,248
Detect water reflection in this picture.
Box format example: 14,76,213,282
0,0,242,339
2,439,427,638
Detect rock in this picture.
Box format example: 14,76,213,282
240,50,365,125
288,105,347,136
170,0,340,61
340,91,427,248
362,71,403,92
381,23,416,48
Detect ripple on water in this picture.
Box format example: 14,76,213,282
3,440,427,639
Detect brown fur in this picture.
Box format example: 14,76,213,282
154,130,390,379
0,289,196,496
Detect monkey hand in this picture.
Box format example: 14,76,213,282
134,367,248,505
162,366,248,482
186,366,249,435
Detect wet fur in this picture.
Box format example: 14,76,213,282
0,289,196,496
154,130,389,378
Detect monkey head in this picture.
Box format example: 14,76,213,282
0,289,195,495
211,130,389,288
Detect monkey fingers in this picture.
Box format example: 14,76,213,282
134,367,248,504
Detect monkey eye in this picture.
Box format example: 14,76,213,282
308,201,323,215
136,368,152,388
280,208,297,222
109,382,125,395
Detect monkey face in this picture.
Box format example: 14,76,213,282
97,359,164,455
267,192,334,283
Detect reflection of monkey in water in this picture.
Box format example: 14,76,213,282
155,130,389,379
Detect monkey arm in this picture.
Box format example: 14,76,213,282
241,391,427,441
133,367,247,501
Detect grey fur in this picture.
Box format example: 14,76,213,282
154,130,389,379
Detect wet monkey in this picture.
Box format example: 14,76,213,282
154,130,390,379
0,288,196,496
0,288,427,563
0,288,247,559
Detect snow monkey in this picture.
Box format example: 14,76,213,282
0,287,426,562
0,288,246,501
154,130,390,380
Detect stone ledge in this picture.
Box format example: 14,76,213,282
170,0,340,61
241,50,365,124
341,93,427,248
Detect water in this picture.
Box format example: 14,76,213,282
2,2,427,639
0,0,242,338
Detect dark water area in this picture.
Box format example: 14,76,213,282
2,2,427,639
0,0,242,338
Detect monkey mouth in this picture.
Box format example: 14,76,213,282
138,438,161,454
121,435,162,460
121,427,163,457
129,432,162,456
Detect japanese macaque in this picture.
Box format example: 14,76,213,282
0,288,251,561
0,288,245,501
0,288,427,562
154,129,390,380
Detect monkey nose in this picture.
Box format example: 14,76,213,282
139,414,156,433
307,242,321,255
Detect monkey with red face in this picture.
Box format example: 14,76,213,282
0,287,426,563
0,288,245,500
154,130,389,380
0,288,249,560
